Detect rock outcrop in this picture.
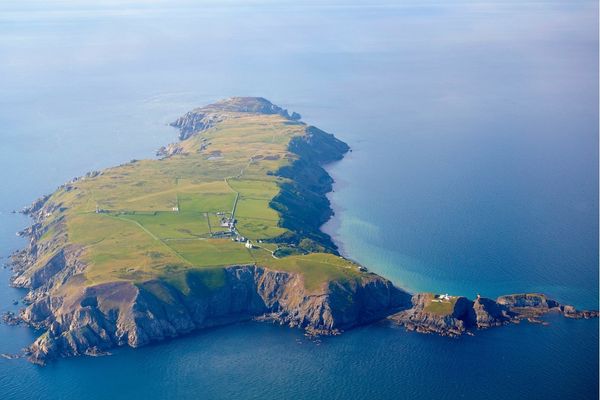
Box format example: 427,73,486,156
2,311,21,326
23,266,410,365
390,293,597,337
389,293,474,336
170,97,300,141
497,293,599,319
7,97,598,366
472,296,511,328
8,96,408,365
269,126,350,253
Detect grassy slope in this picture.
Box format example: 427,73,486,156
37,113,362,293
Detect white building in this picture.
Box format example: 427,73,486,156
245,240,254,249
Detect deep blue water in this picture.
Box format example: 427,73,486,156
0,1,597,399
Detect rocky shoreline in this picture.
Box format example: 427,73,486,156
389,293,597,337
4,97,598,365
16,264,410,365
6,97,413,365
7,227,598,366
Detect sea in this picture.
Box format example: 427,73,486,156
0,1,597,399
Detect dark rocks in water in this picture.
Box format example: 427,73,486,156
497,293,598,319
560,305,598,319
84,347,111,358
497,293,560,309
390,292,598,337
2,311,22,326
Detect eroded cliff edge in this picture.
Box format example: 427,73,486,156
22,265,408,365
389,292,598,337
6,97,597,366
8,97,412,365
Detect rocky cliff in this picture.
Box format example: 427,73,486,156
22,264,409,365
269,126,350,253
7,96,413,365
389,293,597,337
6,97,598,366
169,97,300,141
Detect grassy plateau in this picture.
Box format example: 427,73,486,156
33,101,364,293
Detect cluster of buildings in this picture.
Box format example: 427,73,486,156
214,214,253,250
218,213,236,231
213,212,257,250
432,293,452,303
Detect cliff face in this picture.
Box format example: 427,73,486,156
389,294,475,336
390,293,597,337
170,97,300,140
497,293,598,319
270,126,350,253
7,97,597,366
169,97,349,255
23,265,409,365
7,96,412,365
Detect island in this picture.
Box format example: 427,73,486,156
7,97,597,365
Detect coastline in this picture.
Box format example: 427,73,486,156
7,98,412,365
322,151,600,310
3,98,598,365
321,159,351,259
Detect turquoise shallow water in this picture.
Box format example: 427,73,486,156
0,1,598,399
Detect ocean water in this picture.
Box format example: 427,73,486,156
0,1,597,399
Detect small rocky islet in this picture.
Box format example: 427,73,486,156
389,292,597,337
5,97,597,365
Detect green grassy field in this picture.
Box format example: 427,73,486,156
178,193,235,213
423,294,458,316
250,249,362,291
168,239,254,267
34,111,364,292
